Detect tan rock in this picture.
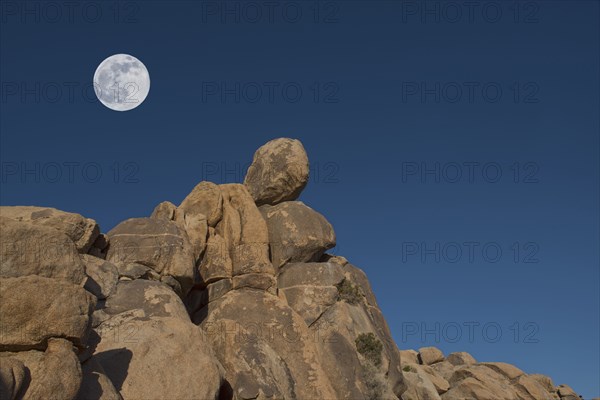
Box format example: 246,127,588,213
446,351,477,366
280,285,339,326
442,377,507,400
480,362,525,380
260,201,336,268
198,227,233,284
232,273,276,292
447,365,519,400
5,338,83,400
400,349,419,365
529,373,556,393
0,275,95,351
174,209,208,261
77,357,122,400
94,278,223,400
278,261,345,288
311,299,404,398
321,253,349,266
0,206,99,253
431,360,456,381
179,181,223,227
402,368,442,400
0,216,86,285
419,364,450,394
81,254,119,300
278,262,345,326
244,138,309,206
343,263,379,307
196,289,336,400
216,184,273,276
557,384,579,398
513,374,555,400
106,217,196,296
95,316,222,400
419,347,445,365
149,201,177,220
103,279,190,321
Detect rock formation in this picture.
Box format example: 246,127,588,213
0,138,587,400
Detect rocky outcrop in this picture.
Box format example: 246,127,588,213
398,346,582,400
0,138,583,400
244,137,309,206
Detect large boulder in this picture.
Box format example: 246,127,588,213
419,347,445,365
260,201,336,268
94,316,222,400
2,338,83,400
243,138,310,206
0,275,95,351
446,351,477,366
195,289,337,400
0,206,99,253
556,384,579,399
106,217,195,296
0,217,86,285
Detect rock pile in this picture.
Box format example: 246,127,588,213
0,138,586,400
399,347,585,400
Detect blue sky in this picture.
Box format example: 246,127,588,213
1,1,598,397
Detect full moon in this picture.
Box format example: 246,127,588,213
93,54,150,111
